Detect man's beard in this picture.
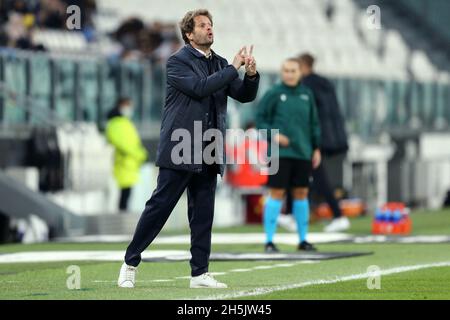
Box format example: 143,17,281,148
198,40,213,46
195,35,213,47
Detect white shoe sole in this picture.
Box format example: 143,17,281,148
118,281,135,288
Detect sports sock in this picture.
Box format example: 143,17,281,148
293,199,310,243
263,197,283,244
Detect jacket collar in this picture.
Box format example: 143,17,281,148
185,44,217,59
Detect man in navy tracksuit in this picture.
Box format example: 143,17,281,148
117,9,259,289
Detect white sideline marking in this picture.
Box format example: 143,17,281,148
274,263,295,267
0,250,190,263
55,234,450,245
353,235,450,244
0,251,325,264
230,268,253,273
154,233,351,245
253,265,275,270
56,232,351,245
192,261,450,300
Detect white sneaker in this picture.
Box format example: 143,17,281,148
277,214,297,232
190,273,228,289
324,217,351,233
118,262,137,288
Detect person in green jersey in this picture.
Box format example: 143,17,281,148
256,58,321,252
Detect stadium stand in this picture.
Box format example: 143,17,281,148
94,0,449,81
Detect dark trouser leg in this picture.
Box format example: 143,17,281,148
125,168,192,267
313,163,342,219
119,187,132,211
187,168,217,277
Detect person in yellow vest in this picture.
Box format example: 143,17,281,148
106,97,148,212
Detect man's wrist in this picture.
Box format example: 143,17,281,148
230,64,240,73
246,71,258,78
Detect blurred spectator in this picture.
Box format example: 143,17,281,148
114,17,145,51
39,0,97,30
10,0,32,14
0,0,97,51
105,97,148,212
325,0,335,22
5,12,27,42
298,53,350,233
0,0,179,66
38,0,66,29
149,22,181,63
113,18,182,64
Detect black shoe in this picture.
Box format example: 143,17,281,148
298,241,317,252
265,242,279,253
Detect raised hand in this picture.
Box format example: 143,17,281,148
232,47,246,71
243,45,257,76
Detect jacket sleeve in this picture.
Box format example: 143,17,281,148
227,72,260,103
255,89,278,138
309,90,321,150
106,121,148,163
166,55,239,100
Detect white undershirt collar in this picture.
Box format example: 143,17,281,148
194,47,212,58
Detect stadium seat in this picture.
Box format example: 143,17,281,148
94,0,429,80
45,122,115,215
32,29,88,53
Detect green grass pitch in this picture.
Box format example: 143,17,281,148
1,209,450,300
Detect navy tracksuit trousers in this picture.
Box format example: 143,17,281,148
125,165,218,276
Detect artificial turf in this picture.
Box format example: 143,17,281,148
0,209,449,300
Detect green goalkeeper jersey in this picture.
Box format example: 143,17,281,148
256,82,321,160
